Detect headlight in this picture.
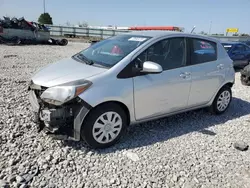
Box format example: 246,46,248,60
40,81,92,106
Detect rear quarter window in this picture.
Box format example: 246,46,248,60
191,38,217,65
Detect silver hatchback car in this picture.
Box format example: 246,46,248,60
28,31,235,148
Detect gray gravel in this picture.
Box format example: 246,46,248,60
1,43,250,188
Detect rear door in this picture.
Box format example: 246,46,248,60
187,37,225,107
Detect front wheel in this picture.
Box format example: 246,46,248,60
208,86,232,115
81,103,127,149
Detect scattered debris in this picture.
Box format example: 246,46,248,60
198,129,216,136
0,16,68,46
1,165,39,188
172,175,179,182
241,64,250,86
123,151,140,162
234,141,249,151
0,180,10,188
14,80,26,84
91,40,101,45
3,55,18,58
0,17,48,31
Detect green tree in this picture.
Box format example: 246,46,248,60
38,13,53,25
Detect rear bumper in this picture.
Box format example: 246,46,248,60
29,90,91,141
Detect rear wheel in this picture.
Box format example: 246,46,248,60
209,86,232,115
81,103,127,149
59,39,68,46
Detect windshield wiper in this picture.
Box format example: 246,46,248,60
74,53,109,68
76,53,95,65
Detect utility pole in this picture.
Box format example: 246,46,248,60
43,0,46,13
209,21,212,35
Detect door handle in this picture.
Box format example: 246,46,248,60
180,72,191,78
180,73,186,78
217,64,224,69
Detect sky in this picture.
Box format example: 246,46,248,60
0,0,250,34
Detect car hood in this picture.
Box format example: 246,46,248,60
31,57,107,87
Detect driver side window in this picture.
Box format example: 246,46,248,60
135,37,186,71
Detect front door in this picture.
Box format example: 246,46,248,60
133,37,192,120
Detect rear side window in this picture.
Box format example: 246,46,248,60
190,38,217,65
234,44,246,52
245,45,250,51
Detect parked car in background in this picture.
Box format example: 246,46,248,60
0,16,68,45
221,42,250,69
242,40,250,47
28,31,235,149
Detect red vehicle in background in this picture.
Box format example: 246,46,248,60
128,26,184,32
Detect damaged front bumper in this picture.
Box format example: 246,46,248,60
28,87,91,141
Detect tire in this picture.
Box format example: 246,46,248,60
241,64,250,86
208,86,232,115
60,39,68,46
57,39,68,46
11,36,21,45
81,103,128,149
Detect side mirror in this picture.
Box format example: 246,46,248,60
141,61,163,74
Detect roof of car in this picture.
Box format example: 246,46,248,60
221,41,243,45
128,30,180,37
126,30,219,42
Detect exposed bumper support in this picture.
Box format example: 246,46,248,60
29,90,91,141
73,105,90,141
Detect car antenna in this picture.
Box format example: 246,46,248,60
191,26,196,33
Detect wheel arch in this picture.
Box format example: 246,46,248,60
223,82,234,89
216,82,234,96
209,81,234,106
81,100,131,130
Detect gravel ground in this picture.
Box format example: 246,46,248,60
0,43,250,188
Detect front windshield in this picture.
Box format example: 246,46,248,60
222,43,233,52
74,34,152,68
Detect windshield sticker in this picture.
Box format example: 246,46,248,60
224,45,232,47
128,37,147,42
